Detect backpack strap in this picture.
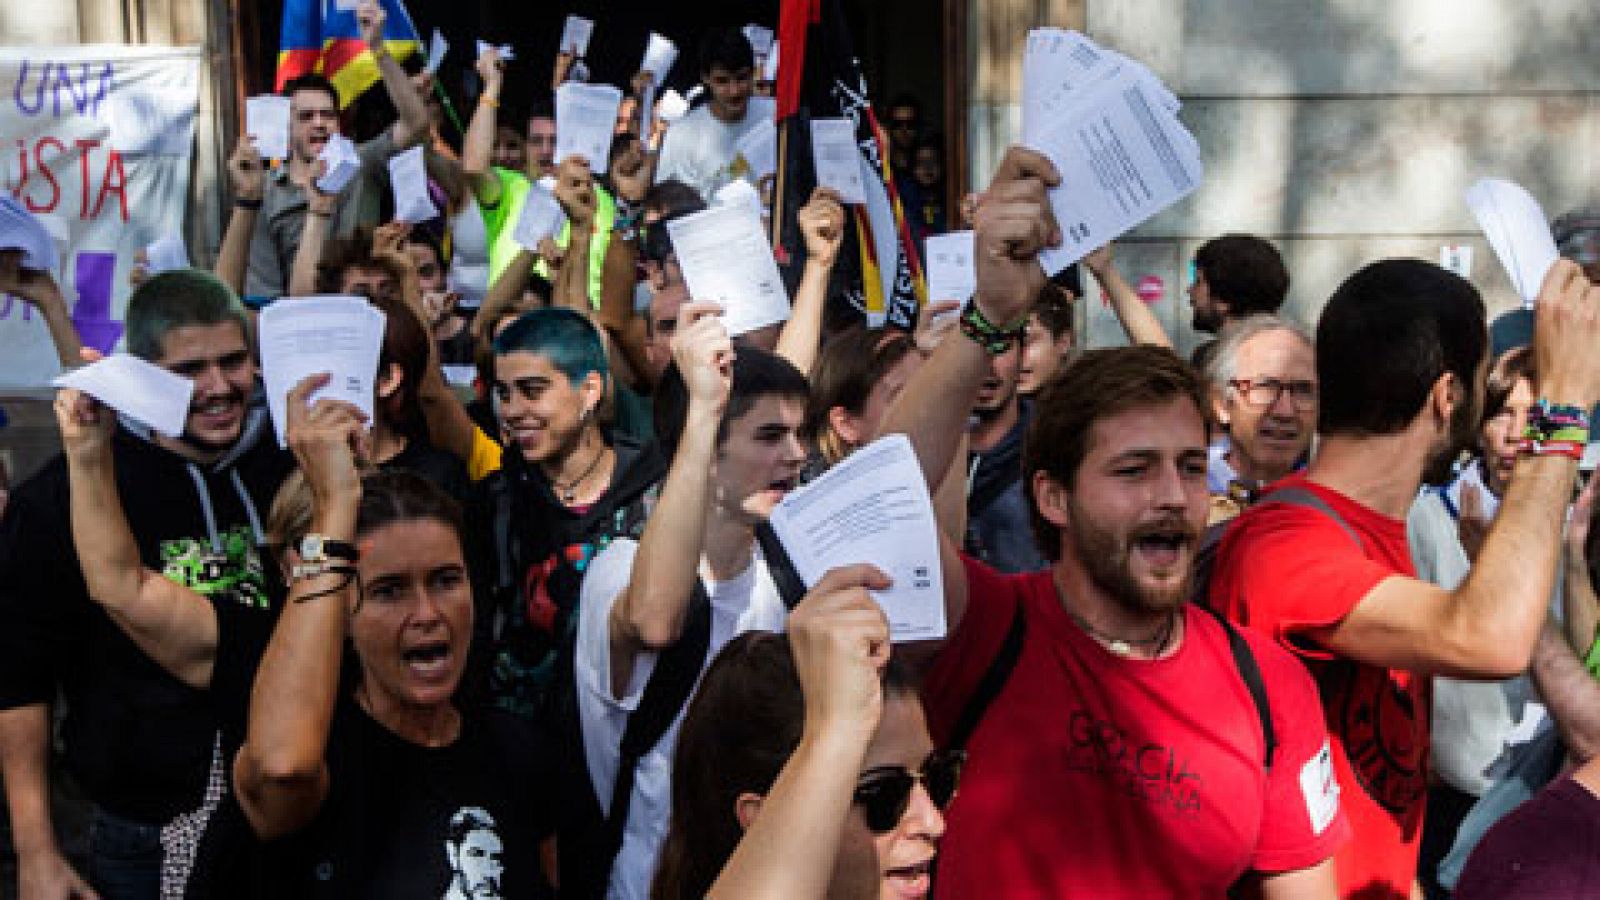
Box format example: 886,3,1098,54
754,521,810,611
1256,485,1360,547
1197,604,1277,770
946,600,1027,753
598,579,714,881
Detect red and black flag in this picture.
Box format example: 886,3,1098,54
771,0,925,330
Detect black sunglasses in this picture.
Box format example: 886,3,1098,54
852,750,964,833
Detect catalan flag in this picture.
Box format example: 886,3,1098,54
276,0,423,107
771,0,925,330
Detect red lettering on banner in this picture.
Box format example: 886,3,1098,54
91,149,127,221
23,136,63,213
75,138,99,217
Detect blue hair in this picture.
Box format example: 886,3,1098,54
492,308,609,385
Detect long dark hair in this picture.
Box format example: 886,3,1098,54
651,632,913,900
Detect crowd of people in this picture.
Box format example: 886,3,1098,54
5,3,1600,898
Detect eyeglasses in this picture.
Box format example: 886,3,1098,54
852,750,964,833
1228,378,1317,409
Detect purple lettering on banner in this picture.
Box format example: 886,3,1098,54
71,251,123,352
13,60,46,117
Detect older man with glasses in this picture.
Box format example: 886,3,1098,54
1203,315,1318,524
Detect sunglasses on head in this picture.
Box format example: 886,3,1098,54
852,750,964,833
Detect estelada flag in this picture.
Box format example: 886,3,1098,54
771,0,925,330
276,0,423,108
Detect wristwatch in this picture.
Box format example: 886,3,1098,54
291,533,359,580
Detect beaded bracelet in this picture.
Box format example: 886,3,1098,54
1523,399,1592,459
958,298,1026,356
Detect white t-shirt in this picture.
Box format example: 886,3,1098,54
652,97,774,202
575,537,788,900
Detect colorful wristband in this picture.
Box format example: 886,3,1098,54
1518,438,1585,460
958,298,1026,356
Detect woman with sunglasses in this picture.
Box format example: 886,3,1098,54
652,564,955,899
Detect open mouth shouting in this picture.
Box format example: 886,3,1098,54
883,858,935,898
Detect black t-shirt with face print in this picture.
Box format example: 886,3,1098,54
194,591,555,899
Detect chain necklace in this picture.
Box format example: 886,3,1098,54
554,443,608,505
1054,576,1180,659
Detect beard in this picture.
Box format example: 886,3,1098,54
1068,504,1198,614
1191,306,1224,334
1421,389,1480,487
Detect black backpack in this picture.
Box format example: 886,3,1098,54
555,525,808,898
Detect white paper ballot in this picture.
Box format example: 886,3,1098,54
1440,245,1474,279
388,146,439,224
767,434,946,642
53,354,195,439
561,15,594,56
512,184,567,250
475,40,514,62
657,89,690,123
734,118,778,180
245,95,291,161
259,296,386,448
144,235,190,274
425,29,449,73
315,135,362,194
1027,72,1203,274
641,32,678,83
666,203,790,336
925,231,976,303
714,179,765,219
0,195,59,272
742,24,774,58
763,41,780,82
810,118,866,205
1467,178,1560,308
555,83,623,173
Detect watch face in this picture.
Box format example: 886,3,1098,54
298,534,326,562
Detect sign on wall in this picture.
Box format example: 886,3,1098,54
0,45,199,387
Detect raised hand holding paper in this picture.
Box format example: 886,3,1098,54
925,231,976,304
53,354,195,439
0,195,57,272
475,40,514,62
766,434,946,642
555,83,623,173
143,235,190,275
810,118,866,205
561,15,594,56
1467,178,1559,307
512,183,566,251
315,135,361,194
259,296,386,447
666,203,790,336
388,146,440,224
245,95,291,161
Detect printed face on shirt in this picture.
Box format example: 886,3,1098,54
1218,328,1315,484
493,351,602,467
1052,397,1209,613
155,321,256,456
1479,376,1533,498
289,86,340,163
526,117,558,178
445,811,505,900
349,518,473,711
825,693,945,900
704,65,755,124
713,392,807,524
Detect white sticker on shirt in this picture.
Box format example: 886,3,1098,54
1298,740,1339,836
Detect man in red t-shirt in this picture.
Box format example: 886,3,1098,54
1209,257,1600,898
879,147,1348,898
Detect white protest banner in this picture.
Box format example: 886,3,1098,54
0,45,200,388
